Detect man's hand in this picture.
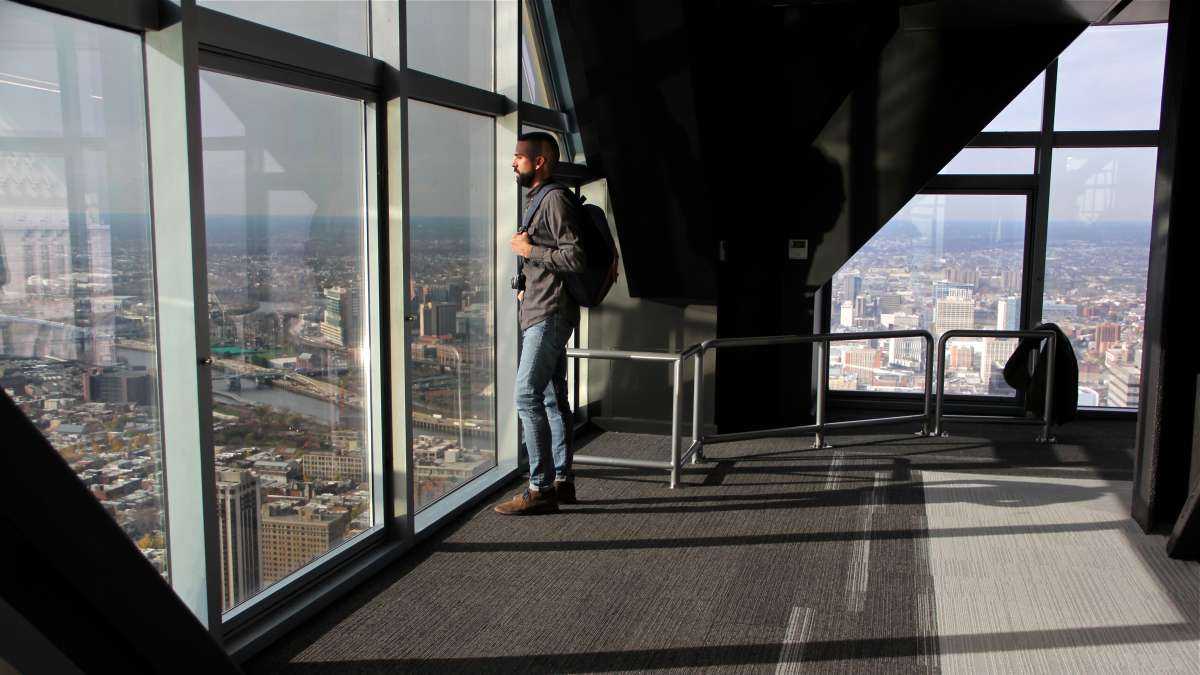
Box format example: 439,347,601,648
517,290,524,302
510,231,533,258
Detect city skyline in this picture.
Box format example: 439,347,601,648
832,201,1149,408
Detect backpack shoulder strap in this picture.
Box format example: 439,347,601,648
520,182,569,232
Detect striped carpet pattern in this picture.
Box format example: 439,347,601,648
248,420,1198,674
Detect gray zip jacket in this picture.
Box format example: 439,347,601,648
520,184,586,331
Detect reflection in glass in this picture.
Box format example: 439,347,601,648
0,2,168,576
983,72,1045,132
200,71,373,611
407,101,496,511
407,0,495,90
1044,147,1156,409
831,194,1028,397
939,148,1035,175
198,1,369,55
1054,24,1167,131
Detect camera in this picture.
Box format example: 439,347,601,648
510,274,526,291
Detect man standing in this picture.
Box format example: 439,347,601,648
494,132,586,515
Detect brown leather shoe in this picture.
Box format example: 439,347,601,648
554,480,577,505
493,488,559,515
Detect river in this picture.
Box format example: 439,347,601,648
119,347,336,421
117,347,492,451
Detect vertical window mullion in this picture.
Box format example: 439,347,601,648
1024,61,1057,332
368,0,405,539
144,5,223,631
496,0,521,483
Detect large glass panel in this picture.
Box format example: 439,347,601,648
939,148,1035,175
520,0,554,107
406,101,496,510
200,71,373,611
198,1,369,55
1043,147,1157,409
1054,24,1168,131
0,2,168,576
407,0,494,90
983,72,1045,132
831,194,1028,397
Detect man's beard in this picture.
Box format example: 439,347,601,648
514,168,535,188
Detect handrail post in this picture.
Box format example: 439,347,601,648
813,339,830,449
1040,333,1057,444
934,334,949,436
670,358,683,488
691,348,705,463
920,333,933,436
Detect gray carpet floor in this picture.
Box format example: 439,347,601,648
247,418,1198,673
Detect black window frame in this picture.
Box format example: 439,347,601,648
824,28,1165,418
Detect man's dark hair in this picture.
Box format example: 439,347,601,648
518,130,559,174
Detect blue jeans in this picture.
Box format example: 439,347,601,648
516,314,574,490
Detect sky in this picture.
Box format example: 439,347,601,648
0,3,1168,229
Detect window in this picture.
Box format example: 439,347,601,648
1054,24,1168,131
406,101,496,511
831,194,1027,397
521,0,555,107
0,2,169,575
834,22,1169,410
983,72,1045,132
1043,147,1156,409
407,0,495,90
199,71,374,611
939,148,1036,175
198,1,370,55
3,0,550,636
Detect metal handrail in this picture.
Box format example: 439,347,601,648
692,330,936,459
566,329,1059,488
565,347,700,488
933,329,1057,443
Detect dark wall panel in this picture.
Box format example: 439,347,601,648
556,0,1104,431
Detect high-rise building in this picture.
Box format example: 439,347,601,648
948,345,975,369
1106,364,1141,408
302,450,367,482
947,267,979,285
216,470,261,611
888,338,923,367
260,504,350,584
933,280,973,301
996,297,1020,331
0,152,116,365
419,300,435,337
320,286,360,347
1001,268,1021,292
979,338,1014,384
845,348,885,369
934,293,974,334
853,295,872,321
878,294,903,314
842,275,862,301
83,368,154,406
418,300,458,337
434,303,458,336
839,300,854,329
1095,322,1121,355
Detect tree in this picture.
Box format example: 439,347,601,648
137,532,165,549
